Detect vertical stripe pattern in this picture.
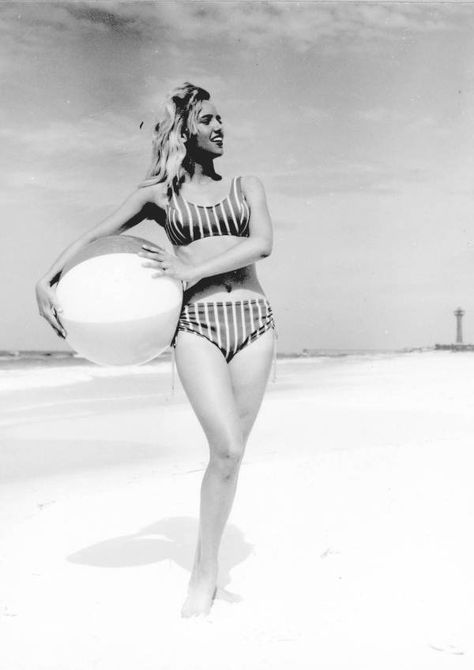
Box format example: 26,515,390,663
175,298,276,362
164,176,251,245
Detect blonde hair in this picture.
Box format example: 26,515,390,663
141,82,211,197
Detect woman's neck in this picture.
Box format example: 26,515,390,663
183,153,221,184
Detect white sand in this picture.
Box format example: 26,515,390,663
1,351,473,669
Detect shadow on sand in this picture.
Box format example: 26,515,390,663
67,516,254,602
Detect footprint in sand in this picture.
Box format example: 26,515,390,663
429,642,464,656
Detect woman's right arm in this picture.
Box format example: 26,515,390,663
36,185,164,338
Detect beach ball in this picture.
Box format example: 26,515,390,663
56,235,183,366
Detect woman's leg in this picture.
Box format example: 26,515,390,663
175,331,244,617
229,327,276,443
174,328,275,617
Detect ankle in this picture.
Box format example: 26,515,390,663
195,560,218,579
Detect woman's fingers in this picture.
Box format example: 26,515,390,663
51,318,66,337
53,308,65,327
137,246,181,279
143,261,171,275
44,304,66,337
139,245,164,255
44,316,66,338
138,245,167,261
36,284,67,337
53,325,65,338
142,244,164,253
138,252,166,262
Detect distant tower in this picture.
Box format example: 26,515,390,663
454,307,465,344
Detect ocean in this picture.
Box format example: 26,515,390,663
0,347,432,396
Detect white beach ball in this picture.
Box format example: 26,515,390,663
56,235,183,366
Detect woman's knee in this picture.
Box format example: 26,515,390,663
209,435,245,477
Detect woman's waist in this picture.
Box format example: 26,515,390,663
185,265,263,298
183,266,265,304
184,288,268,305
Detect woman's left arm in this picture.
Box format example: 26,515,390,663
139,176,273,283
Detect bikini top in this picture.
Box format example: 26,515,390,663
164,176,250,246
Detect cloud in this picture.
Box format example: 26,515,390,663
0,0,468,61
0,111,147,159
299,105,331,122
262,159,433,196
354,107,457,143
63,3,143,35
356,107,408,123
0,109,152,211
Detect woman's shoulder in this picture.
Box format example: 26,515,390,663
239,175,266,198
136,182,169,210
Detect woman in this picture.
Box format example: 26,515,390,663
36,82,276,618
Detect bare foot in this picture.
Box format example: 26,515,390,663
181,567,218,618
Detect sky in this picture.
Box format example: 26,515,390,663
2,0,474,353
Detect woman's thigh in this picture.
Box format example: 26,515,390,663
228,328,276,442
174,331,242,447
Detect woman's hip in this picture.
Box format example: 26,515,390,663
179,295,275,329
173,296,275,362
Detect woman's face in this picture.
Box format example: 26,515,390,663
189,100,224,156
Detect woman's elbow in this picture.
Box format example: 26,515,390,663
259,239,273,258
249,235,272,259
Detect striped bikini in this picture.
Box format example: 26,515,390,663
165,176,250,245
164,176,276,364
178,298,275,363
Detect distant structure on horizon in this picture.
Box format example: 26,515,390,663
435,306,474,351
454,307,465,344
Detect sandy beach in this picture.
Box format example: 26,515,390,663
1,350,473,669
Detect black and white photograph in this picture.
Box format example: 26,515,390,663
1,0,473,667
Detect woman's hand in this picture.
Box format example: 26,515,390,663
35,280,67,339
138,244,201,284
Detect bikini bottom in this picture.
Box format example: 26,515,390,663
173,297,276,363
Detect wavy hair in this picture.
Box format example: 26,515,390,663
140,82,210,197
